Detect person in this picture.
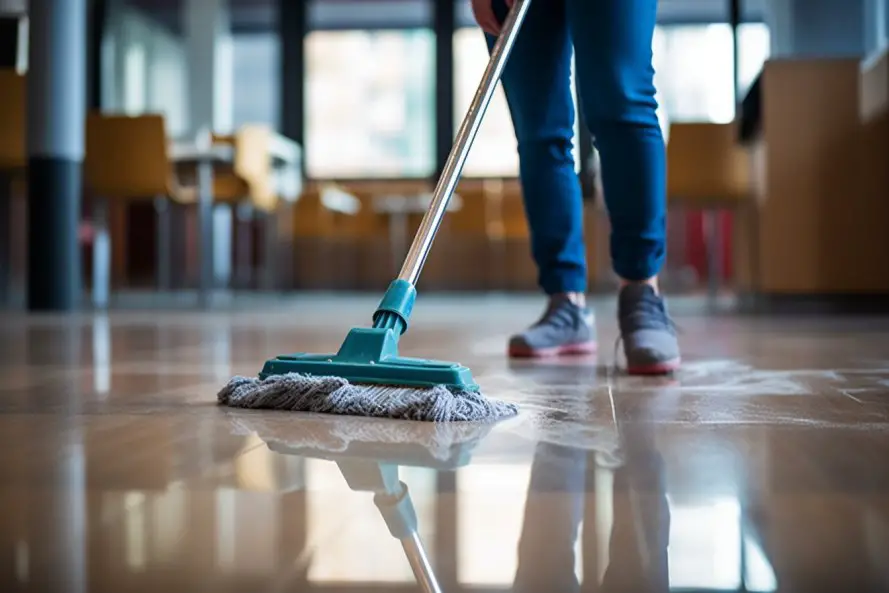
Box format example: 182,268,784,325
471,0,680,374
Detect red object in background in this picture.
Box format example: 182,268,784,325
78,221,94,243
684,210,734,283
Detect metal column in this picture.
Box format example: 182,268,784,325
27,0,87,311
278,0,307,291
183,0,233,299
433,0,456,177
730,0,742,103
87,0,107,111
279,0,306,169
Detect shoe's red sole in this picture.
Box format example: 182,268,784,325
508,341,598,359
626,358,681,375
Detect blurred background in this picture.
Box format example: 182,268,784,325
1,0,888,311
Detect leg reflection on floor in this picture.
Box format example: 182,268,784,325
0,297,888,592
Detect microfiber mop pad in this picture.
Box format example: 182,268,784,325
218,372,518,423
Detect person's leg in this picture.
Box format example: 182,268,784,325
487,0,595,357
566,0,680,374
513,442,587,593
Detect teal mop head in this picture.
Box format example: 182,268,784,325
218,280,518,422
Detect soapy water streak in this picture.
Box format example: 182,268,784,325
476,359,889,452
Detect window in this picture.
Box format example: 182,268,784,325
232,33,280,130
653,23,771,123
305,29,435,179
103,1,188,136
454,27,581,178
453,28,519,178
738,23,771,93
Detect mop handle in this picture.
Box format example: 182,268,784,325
401,532,443,593
397,0,532,286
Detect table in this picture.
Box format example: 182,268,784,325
169,132,303,305
169,140,231,307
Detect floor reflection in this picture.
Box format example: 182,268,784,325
2,303,889,592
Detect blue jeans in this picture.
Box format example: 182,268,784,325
488,0,666,292
513,440,670,593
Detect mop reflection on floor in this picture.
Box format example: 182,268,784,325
227,413,495,593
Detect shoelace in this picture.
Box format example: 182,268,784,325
620,291,675,332
535,300,581,329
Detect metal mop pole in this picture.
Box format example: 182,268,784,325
397,0,531,285
400,532,443,593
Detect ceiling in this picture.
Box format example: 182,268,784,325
128,0,767,34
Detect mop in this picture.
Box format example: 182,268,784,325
218,0,532,422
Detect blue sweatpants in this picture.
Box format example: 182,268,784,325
488,0,666,292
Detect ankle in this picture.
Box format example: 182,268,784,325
551,292,586,308
619,276,659,294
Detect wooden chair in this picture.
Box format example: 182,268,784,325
346,187,395,291
666,122,753,299
212,126,280,289
0,69,25,306
206,126,276,210
667,122,750,205
443,179,507,290
495,180,537,291
84,113,188,307
291,182,361,289
342,180,431,290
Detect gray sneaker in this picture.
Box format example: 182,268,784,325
508,296,597,358
618,284,681,375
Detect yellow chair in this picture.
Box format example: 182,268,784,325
666,122,750,205
205,132,249,204
85,113,193,201
495,180,537,291
342,180,430,290
666,122,753,298
86,114,285,302
84,113,190,307
232,125,277,213
204,127,275,210
291,182,361,289
215,126,279,289
441,179,506,290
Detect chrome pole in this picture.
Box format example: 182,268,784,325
397,0,531,285
401,532,443,593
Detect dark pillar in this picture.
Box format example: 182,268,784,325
730,0,742,103
87,0,107,111
434,0,456,177
277,0,306,291
279,0,307,174
0,15,20,69
27,0,86,311
0,13,23,308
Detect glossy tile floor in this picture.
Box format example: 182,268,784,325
1,294,889,593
